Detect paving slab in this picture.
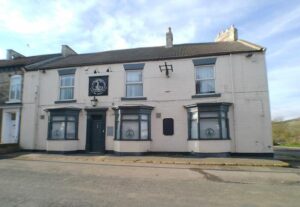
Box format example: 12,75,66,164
1,152,290,167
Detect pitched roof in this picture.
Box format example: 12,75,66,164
25,40,264,71
0,53,61,69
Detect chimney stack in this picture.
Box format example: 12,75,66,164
215,25,238,42
166,27,173,48
61,45,77,57
6,49,25,60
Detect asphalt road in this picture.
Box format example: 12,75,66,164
0,158,300,207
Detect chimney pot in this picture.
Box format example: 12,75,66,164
215,25,238,42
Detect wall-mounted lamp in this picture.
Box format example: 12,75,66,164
159,62,173,77
90,96,98,107
106,67,112,72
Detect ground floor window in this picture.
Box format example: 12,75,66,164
48,108,80,140
187,103,230,140
114,106,153,140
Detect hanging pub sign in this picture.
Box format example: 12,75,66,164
89,76,109,96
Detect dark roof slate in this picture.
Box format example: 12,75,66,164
25,40,264,71
0,53,61,69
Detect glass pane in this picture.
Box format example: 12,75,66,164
196,80,215,94
196,66,214,80
191,119,198,139
141,121,148,139
126,71,142,82
67,116,76,121
221,119,228,139
60,87,74,100
199,119,220,139
126,84,143,97
16,84,21,100
51,122,65,139
61,75,74,87
141,114,148,120
66,122,76,139
199,112,218,118
52,116,65,121
122,121,139,139
10,87,15,100
122,115,139,120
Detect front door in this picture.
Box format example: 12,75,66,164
89,116,105,153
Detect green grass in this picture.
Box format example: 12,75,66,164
272,118,300,146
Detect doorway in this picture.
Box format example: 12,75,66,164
85,109,107,153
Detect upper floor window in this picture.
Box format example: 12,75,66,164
195,65,215,94
193,58,217,95
9,75,22,102
126,70,143,97
123,63,145,99
57,68,76,101
59,75,74,100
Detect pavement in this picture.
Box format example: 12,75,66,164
0,156,299,207
1,152,290,167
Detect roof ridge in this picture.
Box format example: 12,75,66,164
25,55,63,70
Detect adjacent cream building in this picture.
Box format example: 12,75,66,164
19,26,273,156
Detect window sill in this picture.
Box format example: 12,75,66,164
54,99,77,104
47,139,78,141
188,138,231,141
191,93,221,98
121,97,147,101
114,139,151,141
4,101,22,105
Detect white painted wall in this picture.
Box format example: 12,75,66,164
20,52,273,153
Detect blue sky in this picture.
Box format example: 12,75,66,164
0,0,299,120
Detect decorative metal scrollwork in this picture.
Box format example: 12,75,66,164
205,128,215,137
125,129,135,138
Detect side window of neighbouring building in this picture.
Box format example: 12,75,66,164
9,75,22,102
123,63,145,98
193,58,217,94
58,69,76,100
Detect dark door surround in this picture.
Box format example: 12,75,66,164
85,108,108,153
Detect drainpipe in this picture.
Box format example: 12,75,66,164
230,54,237,152
32,70,41,149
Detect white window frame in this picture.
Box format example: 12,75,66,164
195,65,215,94
59,74,75,101
8,75,22,103
125,70,143,98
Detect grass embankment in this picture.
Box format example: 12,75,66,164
272,118,300,147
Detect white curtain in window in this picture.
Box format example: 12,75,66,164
60,75,74,100
126,71,142,82
51,122,65,139
66,122,75,139
141,121,148,139
122,121,139,139
126,84,143,97
199,119,220,138
9,75,21,101
196,66,214,80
